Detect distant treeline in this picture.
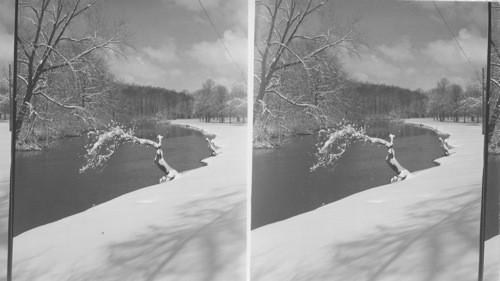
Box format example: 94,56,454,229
115,81,248,123
355,82,427,118
354,79,482,123
0,76,10,119
118,85,193,119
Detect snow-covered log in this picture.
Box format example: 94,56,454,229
80,126,178,183
438,137,453,156
205,138,218,156
312,124,410,183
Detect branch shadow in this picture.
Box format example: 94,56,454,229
73,191,246,281
250,184,482,281
316,186,481,281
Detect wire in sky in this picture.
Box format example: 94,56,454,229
198,0,247,84
432,1,482,84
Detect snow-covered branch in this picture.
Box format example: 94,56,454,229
311,123,410,183
80,126,178,182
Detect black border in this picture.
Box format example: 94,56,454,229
7,0,18,280
3,1,496,281
478,2,491,281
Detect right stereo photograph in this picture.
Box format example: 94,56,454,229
485,2,500,281
251,0,496,280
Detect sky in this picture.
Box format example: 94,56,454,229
0,0,247,91
0,0,14,68
334,0,487,91
0,0,488,92
101,0,248,92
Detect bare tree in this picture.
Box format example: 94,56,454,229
462,81,482,123
16,0,130,144
227,83,248,123
448,84,464,122
193,79,216,122
0,64,10,118
488,3,500,149
253,0,364,148
254,0,363,122
427,78,450,122
212,84,228,123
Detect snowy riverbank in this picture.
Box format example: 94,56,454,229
12,119,247,280
252,119,493,281
0,122,11,281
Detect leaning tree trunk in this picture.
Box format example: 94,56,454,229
81,127,178,183
383,134,410,183
439,137,453,156
312,126,410,183
151,135,179,183
205,138,218,156
312,124,452,182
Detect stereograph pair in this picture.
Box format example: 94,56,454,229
0,0,499,280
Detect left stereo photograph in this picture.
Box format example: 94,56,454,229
0,0,15,280
5,0,249,280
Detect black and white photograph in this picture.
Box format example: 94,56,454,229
251,0,491,280
8,0,248,280
1,0,500,280
0,0,14,279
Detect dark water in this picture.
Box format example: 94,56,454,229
14,122,211,236
486,155,500,240
252,121,447,230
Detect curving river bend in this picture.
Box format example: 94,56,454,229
14,121,210,236
252,120,448,230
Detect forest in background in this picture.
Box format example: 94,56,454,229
119,81,247,123
488,3,500,153
0,65,11,120
356,79,483,122
253,0,484,148
13,0,246,150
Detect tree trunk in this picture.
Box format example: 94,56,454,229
313,129,410,182
205,138,217,156
15,86,34,140
488,97,500,141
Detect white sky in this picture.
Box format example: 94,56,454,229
0,0,14,67
101,0,248,92
0,0,489,91
336,0,487,90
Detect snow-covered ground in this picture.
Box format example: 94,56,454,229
485,235,500,281
252,119,496,281
0,122,11,281
12,119,247,280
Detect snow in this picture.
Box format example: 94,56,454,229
12,119,247,281
252,119,495,281
0,122,11,281
485,235,500,281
